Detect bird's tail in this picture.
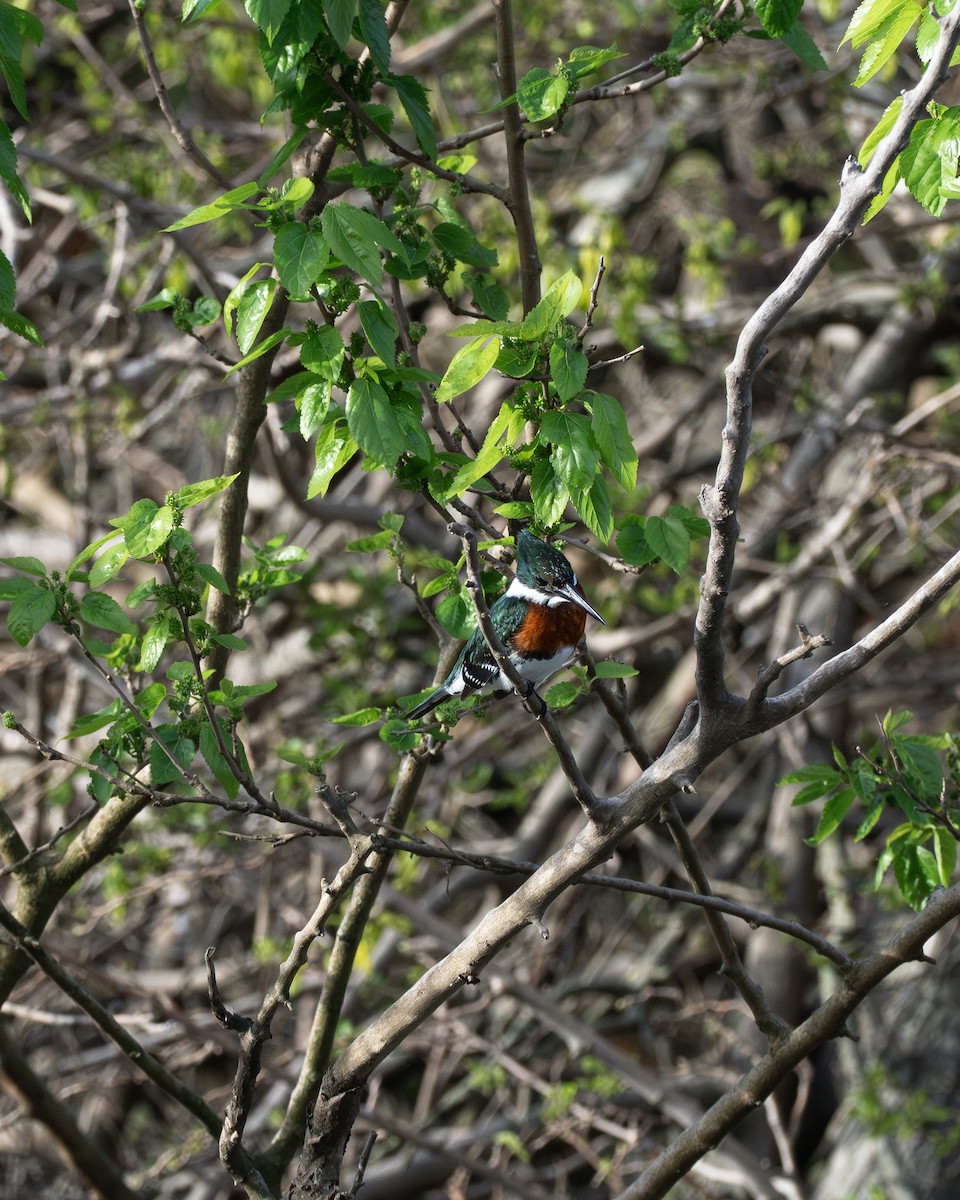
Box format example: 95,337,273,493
406,687,449,720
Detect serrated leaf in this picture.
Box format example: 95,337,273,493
575,475,613,543
645,513,691,575
358,298,399,364
200,720,240,799
517,66,569,122
308,423,355,498
550,339,588,403
755,0,802,38
934,825,957,885
443,401,512,497
244,0,291,41
235,278,276,353
321,202,403,286
300,324,346,381
544,680,583,708
357,0,390,72
0,305,42,345
567,43,625,78
345,530,394,551
323,0,356,48
851,0,923,87
436,335,500,403
805,787,855,846
392,73,436,158
224,327,292,376
539,411,599,492
298,379,332,439
0,555,47,577
593,661,638,679
138,615,174,672
79,592,135,634
436,590,477,639
901,111,960,217
346,376,408,467
779,18,828,69
163,181,258,232
149,725,196,786
8,584,56,646
531,458,570,528
66,699,125,739
114,499,175,558
618,521,657,567
586,391,637,490
331,706,381,726
173,474,239,508
432,222,498,267
274,222,329,296
196,562,231,594
521,270,583,338
88,545,129,588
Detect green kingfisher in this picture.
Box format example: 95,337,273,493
407,530,604,720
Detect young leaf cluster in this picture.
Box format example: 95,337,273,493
782,711,960,910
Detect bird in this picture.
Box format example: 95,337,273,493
407,530,604,721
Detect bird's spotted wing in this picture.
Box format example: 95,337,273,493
460,654,501,693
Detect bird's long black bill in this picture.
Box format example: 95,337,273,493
561,582,605,625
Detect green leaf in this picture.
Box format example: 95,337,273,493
436,336,500,403
224,263,270,338
138,614,175,672
901,110,960,217
163,181,258,231
173,474,239,508
308,423,356,498
188,295,220,327
593,661,638,679
539,411,599,492
149,725,197,786
432,222,498,267
517,67,569,122
244,0,291,41
544,679,583,708
66,699,125,739
645,513,691,575
346,376,408,468
298,379,332,440
274,222,329,296
521,270,583,338
893,842,939,910
466,271,510,320
392,74,437,158
530,458,570,528
379,718,419,751
8,584,56,646
805,787,856,846
86,545,127,588
575,475,613,543
0,555,47,577
224,327,292,376
195,562,231,594
345,530,394,552
0,305,42,346
113,499,175,558
585,392,637,490
443,401,512,497
0,575,34,601
550,339,588,403
321,202,403,286
847,0,923,86
136,682,167,718
934,825,957,886
236,277,277,349
323,0,356,48
618,521,657,568
331,706,381,726
357,0,390,72
667,504,710,540
300,324,346,381
358,298,399,364
566,44,625,78
200,720,240,799
755,0,801,38
778,18,828,69
436,591,477,639
79,592,135,634
0,126,29,221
